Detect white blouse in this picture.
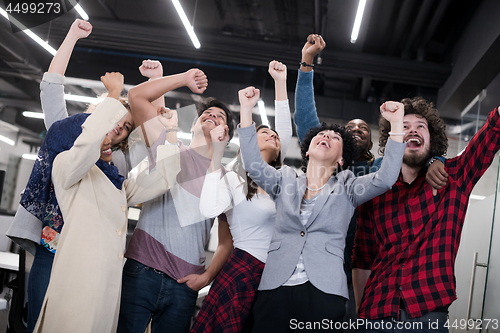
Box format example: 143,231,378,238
199,99,292,262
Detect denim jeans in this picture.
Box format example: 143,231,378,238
117,259,199,333
26,244,54,333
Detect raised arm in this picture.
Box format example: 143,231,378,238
294,34,325,142
268,60,292,161
127,68,208,126
199,124,232,218
52,73,127,190
42,19,92,129
138,59,166,111
348,102,406,207
238,87,283,197
447,107,500,194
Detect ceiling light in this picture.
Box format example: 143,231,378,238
0,7,57,55
64,94,102,104
22,153,37,160
0,134,15,146
350,0,367,44
258,100,269,126
470,194,486,201
23,111,44,119
171,0,201,49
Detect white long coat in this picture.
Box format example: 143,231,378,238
34,98,180,333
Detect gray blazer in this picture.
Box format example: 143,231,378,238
238,124,406,298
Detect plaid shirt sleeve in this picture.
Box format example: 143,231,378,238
447,107,500,194
352,201,377,270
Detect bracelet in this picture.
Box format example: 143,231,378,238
388,132,405,136
166,127,179,133
300,62,314,68
426,157,438,167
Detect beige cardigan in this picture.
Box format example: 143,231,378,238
34,98,180,333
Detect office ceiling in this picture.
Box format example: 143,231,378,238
0,0,498,148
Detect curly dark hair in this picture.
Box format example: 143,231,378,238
378,97,448,157
233,125,282,201
300,123,358,174
196,97,235,140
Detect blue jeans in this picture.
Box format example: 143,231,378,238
117,259,198,333
26,244,54,333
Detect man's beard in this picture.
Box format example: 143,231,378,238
403,151,430,169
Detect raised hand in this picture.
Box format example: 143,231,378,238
238,86,260,110
185,68,208,94
239,86,260,128
380,101,404,124
68,19,92,40
139,60,163,80
210,124,229,143
100,72,124,100
157,107,178,129
302,34,326,60
268,60,287,82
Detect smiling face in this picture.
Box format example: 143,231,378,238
346,119,372,155
100,134,113,163
107,112,134,146
198,107,227,134
308,129,344,167
256,126,281,163
403,114,431,168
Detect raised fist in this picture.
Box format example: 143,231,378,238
139,60,163,79
268,60,287,82
302,34,326,58
100,72,124,98
380,101,404,124
238,86,260,110
68,19,92,40
210,124,229,143
157,107,178,129
185,69,208,94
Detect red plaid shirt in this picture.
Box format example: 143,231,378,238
352,108,500,319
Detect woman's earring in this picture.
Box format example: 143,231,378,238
306,151,309,157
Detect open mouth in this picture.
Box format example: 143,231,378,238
204,119,216,125
353,135,362,140
406,137,422,149
317,140,330,148
113,128,119,135
101,148,112,155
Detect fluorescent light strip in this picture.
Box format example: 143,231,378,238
22,153,38,160
171,0,201,49
470,194,486,201
65,0,89,20
351,0,367,44
23,111,44,119
74,4,89,20
64,94,102,104
0,7,57,55
0,134,15,146
258,100,269,126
